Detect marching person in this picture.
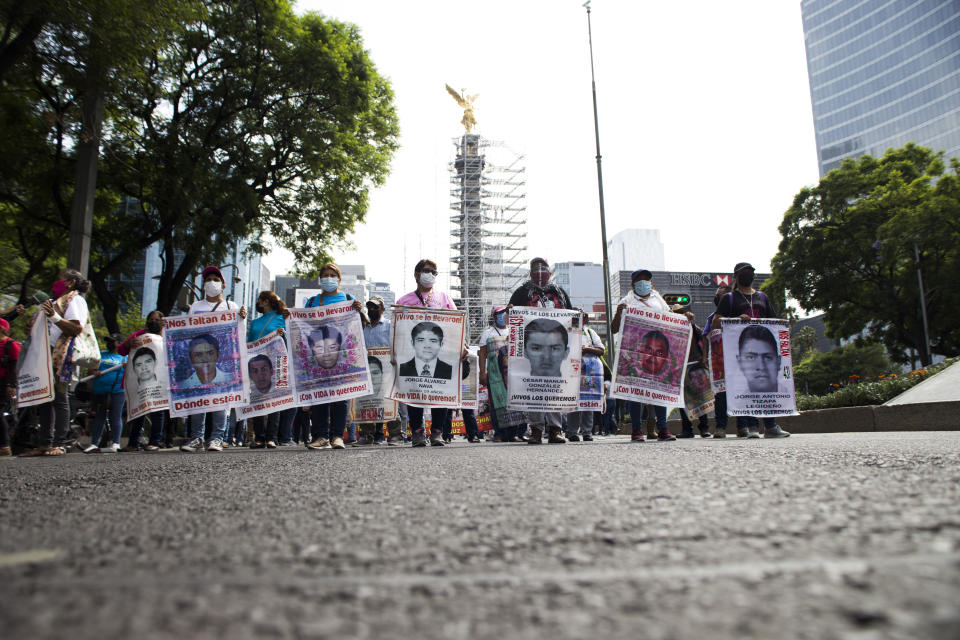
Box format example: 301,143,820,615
0,318,21,456
478,305,511,442
357,295,394,445
712,262,790,438
704,285,731,437
180,266,246,453
83,334,127,453
671,302,712,439
119,310,171,451
610,268,677,443
508,258,572,445
304,263,365,451
394,259,463,447
565,310,605,442
21,269,90,457
248,290,290,449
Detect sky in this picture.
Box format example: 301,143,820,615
262,0,821,296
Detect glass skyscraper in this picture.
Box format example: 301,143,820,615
802,0,960,175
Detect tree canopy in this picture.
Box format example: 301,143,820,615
768,144,960,365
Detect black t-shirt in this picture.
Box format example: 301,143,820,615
715,290,778,320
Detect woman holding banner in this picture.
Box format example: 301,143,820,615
248,290,291,448
20,269,90,457
610,268,677,443
304,263,366,450
82,334,127,453
394,259,460,447
119,311,171,451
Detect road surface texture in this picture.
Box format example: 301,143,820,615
1,432,958,640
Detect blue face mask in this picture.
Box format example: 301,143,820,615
320,277,339,293
634,280,652,296
494,313,506,327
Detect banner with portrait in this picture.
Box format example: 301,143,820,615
387,306,466,408
721,318,797,417
124,332,169,420
683,362,715,419
611,307,691,407
239,330,296,420
506,307,582,413
350,346,397,423
707,328,726,393
163,311,249,418
578,354,605,411
287,302,371,407
460,347,479,410
16,311,54,408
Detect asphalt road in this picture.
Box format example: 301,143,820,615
1,432,958,640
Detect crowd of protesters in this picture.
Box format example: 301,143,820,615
0,259,788,457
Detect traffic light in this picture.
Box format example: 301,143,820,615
663,294,691,306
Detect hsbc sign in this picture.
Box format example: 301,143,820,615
669,273,730,288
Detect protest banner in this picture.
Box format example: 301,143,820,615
287,302,371,407
683,362,715,419
16,312,54,408
721,318,797,417
484,331,523,428
707,328,726,393
506,307,582,413
164,311,248,418
124,333,169,420
350,346,397,423
611,306,691,407
387,305,466,409
294,289,322,307
578,354,605,411
423,411,491,437
460,347,479,410
238,330,296,420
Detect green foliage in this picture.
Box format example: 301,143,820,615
792,325,819,363
793,341,893,396
769,144,960,365
797,357,957,410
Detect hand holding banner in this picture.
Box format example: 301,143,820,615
506,306,582,413
239,330,296,420
125,333,169,420
350,346,397,423
611,306,691,407
387,305,466,408
721,318,797,417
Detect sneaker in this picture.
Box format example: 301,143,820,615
331,437,346,449
307,438,332,450
101,443,121,453
206,438,223,452
657,431,677,442
266,441,278,449
747,430,761,439
180,438,203,453
250,441,265,449
582,434,593,442
699,430,713,438
630,434,646,443
678,430,695,438
278,440,296,447
144,444,160,452
220,441,231,449
737,427,750,438
82,444,100,454
0,446,11,456
429,436,445,447
764,425,791,438
567,434,581,442
713,431,727,439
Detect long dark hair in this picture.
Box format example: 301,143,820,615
61,268,91,294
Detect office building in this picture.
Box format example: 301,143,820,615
607,229,665,275
553,261,605,310
802,0,960,175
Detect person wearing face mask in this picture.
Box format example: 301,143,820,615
565,311,605,442
118,310,172,450
479,305,512,442
247,290,291,449
711,262,790,439
20,269,90,457
610,268,677,443
508,258,572,445
180,266,246,453
304,263,366,451
704,285,731,437
395,258,462,447
358,295,394,445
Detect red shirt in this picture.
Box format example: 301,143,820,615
0,337,21,386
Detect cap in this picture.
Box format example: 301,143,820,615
0,318,9,333
366,295,384,307
530,257,549,269
733,262,754,273
492,305,507,315
201,265,225,282
670,303,690,313
631,269,652,282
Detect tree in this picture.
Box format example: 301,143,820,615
768,144,960,365
793,341,893,396
792,325,819,363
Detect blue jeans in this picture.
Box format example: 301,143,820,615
311,401,348,441
252,411,279,443
737,416,776,431
407,406,448,439
628,401,666,435
89,392,126,446
278,407,297,443
714,392,728,432
127,410,169,447
462,409,479,439
188,410,226,443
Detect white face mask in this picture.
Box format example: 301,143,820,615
204,280,223,297
418,272,436,288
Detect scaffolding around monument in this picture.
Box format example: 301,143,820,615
449,133,528,343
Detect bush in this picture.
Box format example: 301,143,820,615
796,357,958,410
794,341,893,395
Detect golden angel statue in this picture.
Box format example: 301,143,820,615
445,84,479,133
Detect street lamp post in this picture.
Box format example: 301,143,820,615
913,242,932,366
583,1,615,356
